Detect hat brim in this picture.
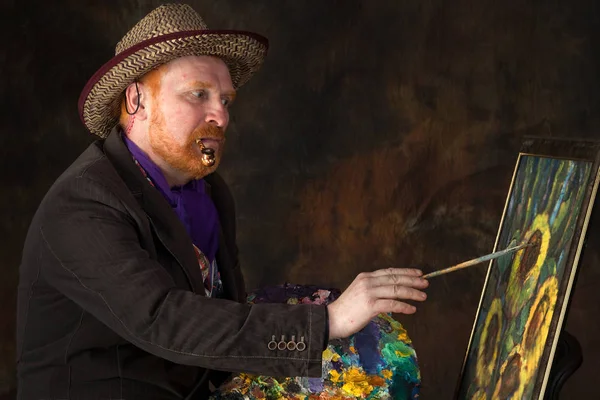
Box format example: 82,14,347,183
78,30,268,137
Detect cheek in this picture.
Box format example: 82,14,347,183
163,105,202,141
178,103,206,125
169,107,190,128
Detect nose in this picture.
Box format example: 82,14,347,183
205,104,228,128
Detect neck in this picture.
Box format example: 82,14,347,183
155,159,193,187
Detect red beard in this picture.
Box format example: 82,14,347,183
149,109,225,180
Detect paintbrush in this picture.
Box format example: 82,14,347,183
422,242,535,279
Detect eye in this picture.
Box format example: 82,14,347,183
221,96,233,108
192,90,207,99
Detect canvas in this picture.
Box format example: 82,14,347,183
455,137,600,399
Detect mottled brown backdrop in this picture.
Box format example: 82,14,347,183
2,0,600,398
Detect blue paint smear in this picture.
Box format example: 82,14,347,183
551,162,575,225
307,377,324,392
355,321,383,374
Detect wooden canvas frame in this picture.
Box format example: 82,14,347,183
454,136,600,399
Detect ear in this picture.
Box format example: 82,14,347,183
123,82,149,121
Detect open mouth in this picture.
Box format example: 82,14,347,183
196,137,222,153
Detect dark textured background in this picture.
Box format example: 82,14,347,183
2,0,600,398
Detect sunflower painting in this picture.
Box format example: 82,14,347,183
456,141,600,400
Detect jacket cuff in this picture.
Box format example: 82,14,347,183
304,304,328,377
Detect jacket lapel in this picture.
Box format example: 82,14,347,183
215,222,238,301
202,177,240,301
103,129,205,294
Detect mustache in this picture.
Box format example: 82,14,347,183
191,124,225,142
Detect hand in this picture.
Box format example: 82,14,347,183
326,268,429,340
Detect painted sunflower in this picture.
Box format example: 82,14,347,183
518,276,559,398
475,298,503,388
470,388,488,400
505,213,551,318
491,345,526,399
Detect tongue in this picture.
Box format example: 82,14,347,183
200,139,219,150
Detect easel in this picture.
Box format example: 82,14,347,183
544,331,583,399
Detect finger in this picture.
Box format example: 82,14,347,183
373,299,417,315
368,274,429,289
371,284,428,302
369,268,423,278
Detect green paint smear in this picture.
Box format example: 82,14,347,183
382,341,412,360
366,387,392,400
340,353,358,366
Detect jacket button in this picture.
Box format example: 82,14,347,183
287,335,297,351
296,336,306,352
277,335,287,350
267,335,277,350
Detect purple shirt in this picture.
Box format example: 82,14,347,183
123,135,220,263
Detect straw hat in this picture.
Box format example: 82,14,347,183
78,3,268,137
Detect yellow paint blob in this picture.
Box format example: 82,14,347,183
341,380,374,397
395,349,411,358
329,370,341,383
323,348,341,362
397,331,410,342
381,369,393,379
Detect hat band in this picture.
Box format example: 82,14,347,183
78,29,268,118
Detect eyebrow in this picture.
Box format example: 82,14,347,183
184,80,236,99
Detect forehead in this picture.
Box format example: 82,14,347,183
159,55,233,90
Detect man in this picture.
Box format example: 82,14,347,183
16,4,429,399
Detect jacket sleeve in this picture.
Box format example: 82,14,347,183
39,174,327,377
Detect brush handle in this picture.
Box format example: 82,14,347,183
422,243,531,279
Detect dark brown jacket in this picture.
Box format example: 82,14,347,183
16,130,327,399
